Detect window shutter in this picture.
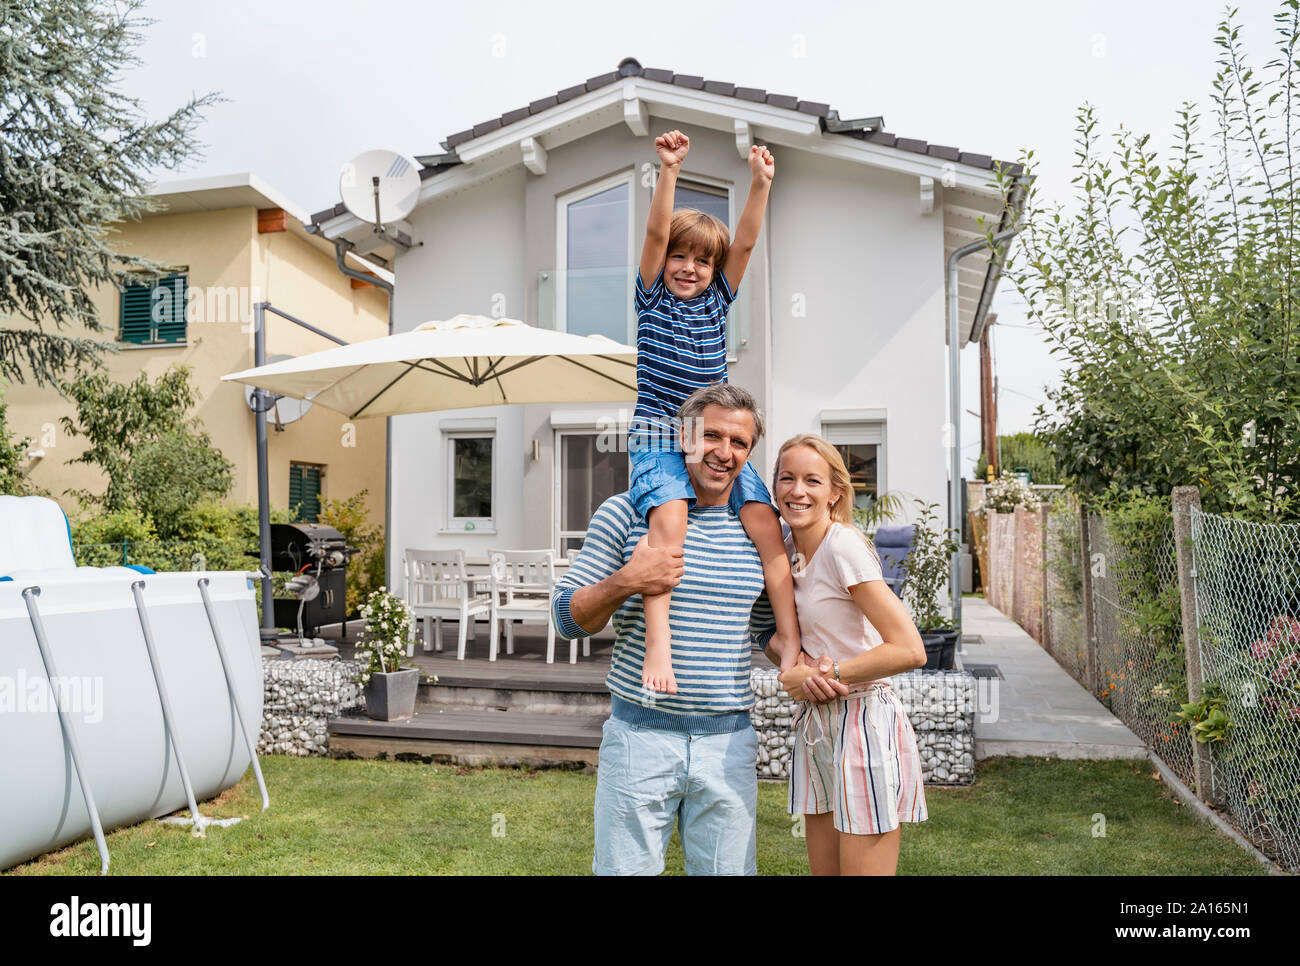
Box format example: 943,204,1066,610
289,465,303,520
120,282,154,344
156,274,187,343
290,464,322,522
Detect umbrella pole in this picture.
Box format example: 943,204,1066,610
255,301,276,641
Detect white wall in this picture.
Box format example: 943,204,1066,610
766,149,950,524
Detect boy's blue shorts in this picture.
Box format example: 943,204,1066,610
628,447,773,518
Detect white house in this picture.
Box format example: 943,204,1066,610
306,57,1028,582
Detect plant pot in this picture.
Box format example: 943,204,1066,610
920,630,959,671
363,667,420,721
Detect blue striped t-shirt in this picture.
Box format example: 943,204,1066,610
631,268,735,452
551,492,776,732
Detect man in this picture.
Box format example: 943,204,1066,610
550,383,780,875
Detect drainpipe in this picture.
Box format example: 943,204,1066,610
321,234,397,591
947,229,1018,633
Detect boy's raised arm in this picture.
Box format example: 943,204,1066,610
639,130,690,288
722,144,774,291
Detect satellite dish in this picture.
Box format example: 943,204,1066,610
340,149,421,226
243,354,313,426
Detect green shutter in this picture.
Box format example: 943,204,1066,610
119,273,187,344
289,464,322,523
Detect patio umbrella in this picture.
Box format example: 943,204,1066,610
221,314,636,418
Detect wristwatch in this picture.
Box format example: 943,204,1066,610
832,661,841,681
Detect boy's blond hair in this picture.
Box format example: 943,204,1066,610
667,208,729,269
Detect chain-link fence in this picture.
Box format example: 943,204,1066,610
1086,513,1196,789
74,539,257,573
1044,500,1087,683
1191,508,1300,872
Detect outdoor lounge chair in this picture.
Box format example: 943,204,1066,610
873,524,915,600
487,549,568,664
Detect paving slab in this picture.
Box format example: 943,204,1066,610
961,597,1147,760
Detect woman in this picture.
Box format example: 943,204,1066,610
768,434,929,875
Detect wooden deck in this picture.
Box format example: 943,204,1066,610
316,618,778,765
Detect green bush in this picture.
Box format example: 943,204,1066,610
317,489,385,618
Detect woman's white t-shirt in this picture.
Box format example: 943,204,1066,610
784,522,888,680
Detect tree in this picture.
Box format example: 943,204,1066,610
58,363,233,519
990,2,1300,521
975,432,1062,484
0,379,35,495
0,0,220,387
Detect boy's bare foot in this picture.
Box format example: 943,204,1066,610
642,640,678,694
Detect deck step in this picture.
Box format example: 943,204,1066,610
327,708,606,767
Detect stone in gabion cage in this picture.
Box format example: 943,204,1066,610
748,667,976,785
259,658,366,757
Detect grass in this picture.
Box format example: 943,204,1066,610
5,755,1268,875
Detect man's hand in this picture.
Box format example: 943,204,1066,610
748,144,774,184
655,130,690,168
621,535,684,597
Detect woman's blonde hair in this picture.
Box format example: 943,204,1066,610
772,434,882,565
667,208,729,268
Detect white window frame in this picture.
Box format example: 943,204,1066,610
820,409,888,505
442,419,497,535
555,169,637,344
658,169,743,362
551,410,629,553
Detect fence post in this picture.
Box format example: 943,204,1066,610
1077,503,1099,695
1039,502,1051,653
1172,485,1217,805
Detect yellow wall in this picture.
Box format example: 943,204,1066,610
4,202,389,533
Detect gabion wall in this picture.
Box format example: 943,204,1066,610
750,668,975,784
259,658,365,757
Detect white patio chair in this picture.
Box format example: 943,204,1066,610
566,548,591,659
487,549,567,663
404,549,493,661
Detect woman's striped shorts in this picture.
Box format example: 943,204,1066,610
788,683,928,835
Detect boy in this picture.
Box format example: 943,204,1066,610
632,128,800,693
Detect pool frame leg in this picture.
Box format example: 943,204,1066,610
197,577,270,811
130,581,207,834
21,586,111,875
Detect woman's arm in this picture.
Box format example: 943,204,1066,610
834,581,928,682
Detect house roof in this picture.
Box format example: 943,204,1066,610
308,57,1022,226
307,58,1029,344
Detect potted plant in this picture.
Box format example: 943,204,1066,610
899,499,962,670
355,587,419,720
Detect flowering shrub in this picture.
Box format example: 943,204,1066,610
353,587,413,686
983,474,1040,515
1248,615,1300,719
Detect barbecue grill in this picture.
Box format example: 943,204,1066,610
265,522,359,638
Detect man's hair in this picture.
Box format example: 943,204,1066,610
667,209,729,269
677,384,765,444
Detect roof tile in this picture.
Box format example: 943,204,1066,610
444,129,475,148
926,144,960,161
765,93,798,110
959,151,993,169
642,67,674,83
471,117,503,137
865,130,898,147
673,74,705,89
703,80,736,96
529,94,559,114
501,107,531,126
556,83,587,103
895,137,928,154
797,100,830,116
585,71,620,90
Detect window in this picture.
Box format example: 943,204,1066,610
447,434,494,531
556,431,629,554
821,414,887,514
557,173,633,343
673,177,743,359
289,463,323,522
120,273,187,345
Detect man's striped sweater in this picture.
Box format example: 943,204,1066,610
551,492,776,733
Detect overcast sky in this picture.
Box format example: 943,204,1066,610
119,0,1283,474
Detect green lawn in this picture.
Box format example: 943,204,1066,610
6,756,1266,875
